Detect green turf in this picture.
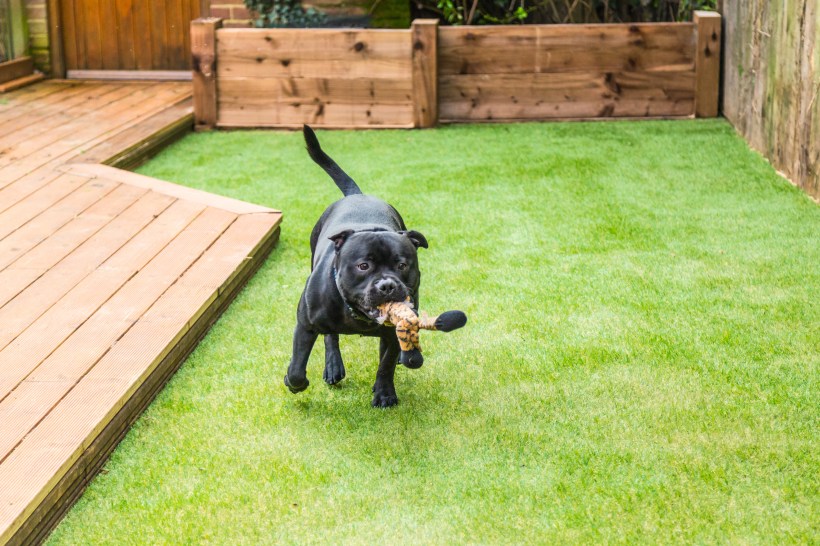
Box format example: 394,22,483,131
47,120,818,544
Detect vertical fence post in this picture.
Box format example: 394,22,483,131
191,17,222,131
694,10,721,118
411,19,439,128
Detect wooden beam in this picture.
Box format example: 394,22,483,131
0,57,34,85
694,11,721,117
47,0,65,78
65,70,192,81
411,19,439,128
191,17,223,130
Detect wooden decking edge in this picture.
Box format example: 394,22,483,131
102,111,194,171
58,163,280,215
7,225,281,546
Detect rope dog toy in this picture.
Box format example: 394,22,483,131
376,300,467,368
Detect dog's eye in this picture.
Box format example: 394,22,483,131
397,262,407,271
356,263,370,271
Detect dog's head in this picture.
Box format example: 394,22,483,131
330,228,428,319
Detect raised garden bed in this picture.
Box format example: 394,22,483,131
192,12,721,129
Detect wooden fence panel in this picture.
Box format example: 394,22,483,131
439,22,697,122
722,1,818,199
215,27,416,128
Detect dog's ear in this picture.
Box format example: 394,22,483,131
401,230,428,249
329,229,355,251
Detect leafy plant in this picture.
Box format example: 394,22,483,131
244,0,326,28
413,0,717,25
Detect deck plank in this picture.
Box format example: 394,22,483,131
0,82,76,113
0,175,89,238
0,84,191,189
0,207,237,461
0,179,119,270
0,199,205,398
0,84,116,142
0,210,279,542
0,80,283,546
0,186,165,334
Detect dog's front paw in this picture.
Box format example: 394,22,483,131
284,373,310,393
371,388,398,408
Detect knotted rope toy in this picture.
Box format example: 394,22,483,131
376,300,467,368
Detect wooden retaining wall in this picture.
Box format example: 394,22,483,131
193,13,721,129
722,0,819,200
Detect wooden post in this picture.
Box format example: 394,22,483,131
694,11,721,118
47,0,65,77
411,19,439,128
191,18,222,131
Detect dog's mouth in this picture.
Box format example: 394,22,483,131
357,289,411,321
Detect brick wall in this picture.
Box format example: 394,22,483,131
25,0,49,74
208,1,254,27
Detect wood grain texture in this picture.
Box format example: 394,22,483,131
192,18,222,130
439,22,697,121
59,0,201,71
440,71,694,121
0,215,280,546
207,21,707,126
439,23,695,75
0,80,282,546
412,19,438,127
694,11,721,117
214,26,415,128
0,57,35,85
722,0,819,199
216,28,412,79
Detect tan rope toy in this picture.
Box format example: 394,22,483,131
376,300,467,368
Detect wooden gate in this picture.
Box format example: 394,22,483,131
60,0,202,77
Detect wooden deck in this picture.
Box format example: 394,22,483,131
0,82,282,545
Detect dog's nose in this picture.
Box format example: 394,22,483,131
375,278,397,295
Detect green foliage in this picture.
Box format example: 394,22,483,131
244,0,326,28
417,0,718,25
47,121,819,545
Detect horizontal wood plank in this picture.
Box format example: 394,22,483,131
218,77,413,106
217,28,412,79
440,70,695,120
218,101,415,128
439,23,695,75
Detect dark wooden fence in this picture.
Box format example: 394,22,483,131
193,13,720,130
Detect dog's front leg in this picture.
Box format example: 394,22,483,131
284,323,318,393
372,330,400,407
323,334,345,385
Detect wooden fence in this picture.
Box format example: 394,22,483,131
193,13,720,130
722,0,818,200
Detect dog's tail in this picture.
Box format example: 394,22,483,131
303,125,362,196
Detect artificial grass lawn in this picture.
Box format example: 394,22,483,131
48,120,818,544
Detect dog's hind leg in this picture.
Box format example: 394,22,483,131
372,330,400,408
284,323,318,393
323,334,346,385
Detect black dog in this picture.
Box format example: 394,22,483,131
285,126,431,407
